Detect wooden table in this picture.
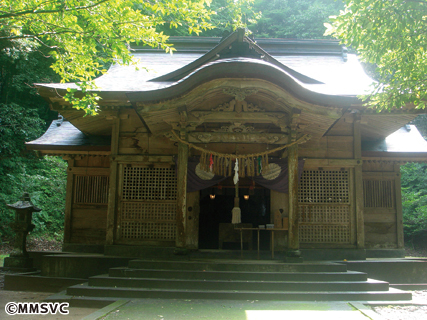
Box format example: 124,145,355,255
234,227,288,259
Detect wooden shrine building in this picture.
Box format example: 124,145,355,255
27,29,427,260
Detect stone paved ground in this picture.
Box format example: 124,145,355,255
98,300,373,320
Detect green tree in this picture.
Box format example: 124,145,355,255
250,0,343,39
325,0,427,111
401,162,427,245
206,0,259,36
0,104,67,242
158,0,259,37
1,0,214,114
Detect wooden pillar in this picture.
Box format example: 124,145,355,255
106,116,120,245
63,158,75,244
176,129,189,248
287,143,300,254
186,191,200,249
394,163,404,249
353,114,365,249
271,190,288,250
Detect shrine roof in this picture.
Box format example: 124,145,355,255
362,125,427,158
26,119,110,151
36,34,374,98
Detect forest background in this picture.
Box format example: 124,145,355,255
0,0,426,250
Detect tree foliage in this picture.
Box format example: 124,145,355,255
401,162,427,244
0,103,67,242
0,155,67,242
1,0,215,114
140,0,259,37
325,0,427,111
250,0,343,39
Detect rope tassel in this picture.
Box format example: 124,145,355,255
231,207,241,224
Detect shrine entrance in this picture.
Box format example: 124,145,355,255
198,177,271,250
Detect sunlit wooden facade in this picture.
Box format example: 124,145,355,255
28,30,427,258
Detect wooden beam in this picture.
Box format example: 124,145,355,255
394,163,404,249
354,114,365,249
176,129,189,248
106,116,120,245
188,111,287,124
187,132,289,144
304,159,359,167
68,167,110,175
63,159,75,243
114,155,174,163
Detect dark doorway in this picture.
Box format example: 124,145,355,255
198,178,271,250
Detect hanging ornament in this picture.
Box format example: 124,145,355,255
233,158,239,185
231,185,241,224
257,156,262,174
209,154,214,172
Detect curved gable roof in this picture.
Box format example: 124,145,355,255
150,29,323,85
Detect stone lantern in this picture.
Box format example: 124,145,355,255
3,193,41,271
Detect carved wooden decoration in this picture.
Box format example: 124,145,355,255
188,132,288,144
213,122,256,133
212,99,265,113
222,88,259,101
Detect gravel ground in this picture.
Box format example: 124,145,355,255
371,290,427,320
0,237,62,254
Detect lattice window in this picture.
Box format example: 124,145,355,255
298,170,351,244
299,225,350,243
121,202,176,221
121,222,176,241
119,165,177,242
363,180,394,208
122,166,176,200
74,175,109,204
299,170,349,203
299,205,350,224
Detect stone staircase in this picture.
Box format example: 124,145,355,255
63,259,412,301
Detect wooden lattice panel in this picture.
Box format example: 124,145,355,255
121,222,176,241
74,175,109,204
363,180,394,208
121,202,176,221
299,225,350,243
122,166,177,200
298,170,351,244
299,170,349,203
119,165,177,242
299,205,350,224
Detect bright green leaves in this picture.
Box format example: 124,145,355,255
251,0,343,39
64,85,101,116
326,0,427,111
0,0,215,115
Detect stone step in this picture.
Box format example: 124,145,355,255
127,260,348,273
67,283,412,301
109,267,368,281
88,275,389,292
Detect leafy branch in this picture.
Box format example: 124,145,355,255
0,0,110,19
